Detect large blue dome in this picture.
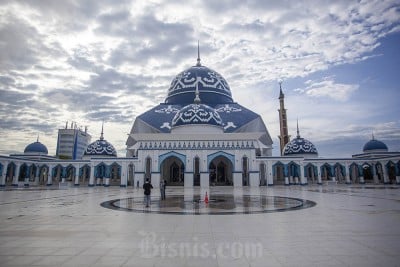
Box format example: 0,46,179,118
24,141,48,154
165,63,233,105
363,138,388,152
171,103,223,128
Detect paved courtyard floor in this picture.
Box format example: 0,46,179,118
0,185,399,267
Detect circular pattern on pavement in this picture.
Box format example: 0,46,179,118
101,194,316,215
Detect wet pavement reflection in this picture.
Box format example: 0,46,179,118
101,194,316,215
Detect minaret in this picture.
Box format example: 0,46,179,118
278,82,290,155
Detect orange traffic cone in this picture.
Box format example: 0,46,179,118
204,191,209,204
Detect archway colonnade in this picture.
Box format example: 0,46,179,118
1,155,399,188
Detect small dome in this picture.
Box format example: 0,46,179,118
283,123,318,157
166,63,233,105
171,103,223,128
84,125,117,157
363,137,388,152
84,139,117,157
24,140,48,154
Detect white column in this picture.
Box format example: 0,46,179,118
299,163,306,185
0,161,7,187
120,162,127,187
345,163,351,184
184,173,193,188
200,173,209,188
47,165,53,186
266,161,273,186
89,163,95,186
12,163,20,186
382,162,389,184
233,172,242,187
317,164,322,184
372,163,379,184
74,164,80,186
249,172,259,187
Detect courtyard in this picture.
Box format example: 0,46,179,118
0,185,399,266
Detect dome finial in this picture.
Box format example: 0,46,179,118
37,133,40,143
196,40,201,66
372,131,375,140
194,77,201,103
100,121,104,140
296,118,300,138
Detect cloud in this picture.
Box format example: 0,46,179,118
296,78,359,101
0,0,399,156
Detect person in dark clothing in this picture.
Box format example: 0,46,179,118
143,179,153,207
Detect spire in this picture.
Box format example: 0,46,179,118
100,121,104,140
194,77,201,103
296,118,300,138
196,40,201,66
372,131,375,140
279,81,284,99
37,134,39,143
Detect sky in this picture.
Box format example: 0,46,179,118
0,0,399,158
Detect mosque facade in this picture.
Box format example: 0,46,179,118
1,55,400,188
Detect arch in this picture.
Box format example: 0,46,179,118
321,163,332,181
19,163,29,182
272,161,285,185
334,163,345,183
362,162,373,182
207,151,235,169
305,163,317,184
39,165,49,185
159,151,186,171
29,164,37,182
66,165,76,182
52,164,64,184
6,162,16,185
110,162,121,186
95,163,107,179
160,156,185,186
349,163,360,184
79,164,91,185
386,161,396,184
209,155,233,186
193,156,200,186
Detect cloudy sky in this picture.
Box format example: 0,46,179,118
0,0,399,158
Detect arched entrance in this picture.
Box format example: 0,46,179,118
161,156,185,186
362,163,373,182
110,163,121,186
79,165,90,185
305,164,317,184
209,156,233,186
273,162,285,185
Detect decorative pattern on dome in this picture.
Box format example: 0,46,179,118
283,137,318,156
171,103,223,127
215,104,242,113
166,65,233,104
85,140,117,157
155,105,179,114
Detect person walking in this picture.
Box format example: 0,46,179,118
143,179,153,207
160,179,166,200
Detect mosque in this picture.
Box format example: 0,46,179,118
0,52,399,188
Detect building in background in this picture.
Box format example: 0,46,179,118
56,122,91,160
